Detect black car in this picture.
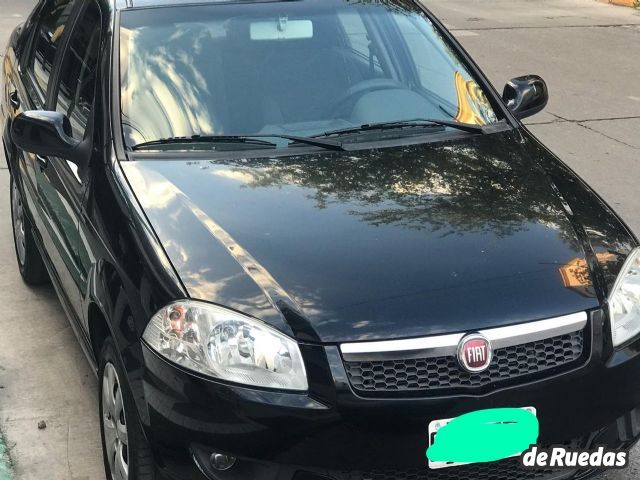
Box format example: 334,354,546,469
3,0,640,479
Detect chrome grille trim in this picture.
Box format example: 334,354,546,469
340,311,587,361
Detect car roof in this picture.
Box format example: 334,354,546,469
119,0,318,9
118,0,417,10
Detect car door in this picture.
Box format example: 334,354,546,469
8,0,88,318
10,0,78,238
38,0,104,325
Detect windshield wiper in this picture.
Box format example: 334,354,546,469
317,118,492,138
256,133,345,151
131,134,344,152
131,135,278,151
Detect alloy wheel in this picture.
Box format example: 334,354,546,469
11,180,26,266
102,362,129,480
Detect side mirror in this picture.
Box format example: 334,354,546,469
11,110,82,163
502,75,549,120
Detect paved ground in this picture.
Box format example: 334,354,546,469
0,0,639,479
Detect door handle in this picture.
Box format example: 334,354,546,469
36,154,48,171
9,90,20,110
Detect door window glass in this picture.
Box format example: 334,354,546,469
30,0,76,99
55,1,102,140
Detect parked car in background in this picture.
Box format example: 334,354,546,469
3,0,640,479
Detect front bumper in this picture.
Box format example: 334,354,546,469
138,309,640,480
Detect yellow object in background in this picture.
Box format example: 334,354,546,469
454,71,492,126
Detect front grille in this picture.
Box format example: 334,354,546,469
341,458,569,480
344,330,584,393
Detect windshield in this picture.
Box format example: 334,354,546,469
119,0,499,149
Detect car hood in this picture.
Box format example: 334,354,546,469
121,130,631,343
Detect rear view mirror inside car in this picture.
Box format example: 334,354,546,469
250,17,313,41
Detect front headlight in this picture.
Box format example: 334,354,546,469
609,247,640,347
142,301,308,391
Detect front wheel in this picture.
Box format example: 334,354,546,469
99,338,156,480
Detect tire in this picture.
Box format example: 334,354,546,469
99,338,157,480
9,175,49,285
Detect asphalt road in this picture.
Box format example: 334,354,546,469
0,0,639,479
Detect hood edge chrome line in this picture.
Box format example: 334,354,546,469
340,311,588,361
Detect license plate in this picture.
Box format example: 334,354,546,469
427,407,537,470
